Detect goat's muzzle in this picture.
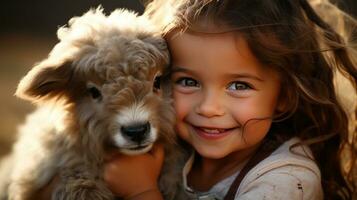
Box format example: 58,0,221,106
121,122,150,143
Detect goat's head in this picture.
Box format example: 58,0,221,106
15,8,175,156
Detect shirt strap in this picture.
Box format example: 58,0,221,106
223,141,276,200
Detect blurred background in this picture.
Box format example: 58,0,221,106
0,0,356,156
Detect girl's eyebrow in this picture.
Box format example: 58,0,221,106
171,66,194,74
223,73,264,82
171,66,264,82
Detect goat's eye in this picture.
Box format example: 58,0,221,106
88,87,102,99
153,76,161,91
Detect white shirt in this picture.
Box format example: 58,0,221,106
180,137,323,200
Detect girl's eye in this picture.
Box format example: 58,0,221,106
227,82,251,91
176,77,199,87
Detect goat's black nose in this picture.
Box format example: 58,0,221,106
121,122,150,143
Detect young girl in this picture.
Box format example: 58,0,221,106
103,0,357,199
40,0,356,199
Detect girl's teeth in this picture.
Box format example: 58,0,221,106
201,128,225,134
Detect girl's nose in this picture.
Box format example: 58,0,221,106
195,92,225,117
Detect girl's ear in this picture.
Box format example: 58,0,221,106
276,100,286,113
15,61,73,102
275,92,289,115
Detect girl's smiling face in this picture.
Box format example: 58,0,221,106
168,31,282,159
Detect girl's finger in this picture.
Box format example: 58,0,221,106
104,150,121,162
150,143,165,161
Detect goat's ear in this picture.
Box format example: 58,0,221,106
143,36,170,65
15,61,73,102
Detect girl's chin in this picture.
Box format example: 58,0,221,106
194,145,230,159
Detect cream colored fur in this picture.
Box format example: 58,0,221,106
0,8,184,200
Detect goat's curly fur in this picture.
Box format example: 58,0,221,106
0,7,185,200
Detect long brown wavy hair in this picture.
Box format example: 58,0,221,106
144,0,357,199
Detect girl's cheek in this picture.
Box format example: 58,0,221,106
172,92,188,117
230,97,276,119
175,123,188,140
172,92,192,139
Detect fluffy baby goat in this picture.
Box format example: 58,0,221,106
0,8,184,200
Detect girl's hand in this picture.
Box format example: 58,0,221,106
104,144,165,199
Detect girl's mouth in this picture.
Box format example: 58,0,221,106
193,126,237,140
